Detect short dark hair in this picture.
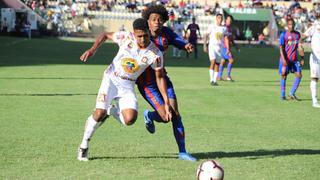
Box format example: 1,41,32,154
142,5,169,23
216,13,223,17
287,18,295,24
226,15,233,21
133,18,149,31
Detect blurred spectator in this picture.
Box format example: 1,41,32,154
126,0,137,13
186,17,201,59
244,27,253,45
258,33,266,46
71,1,78,18
23,20,32,39
1,17,9,34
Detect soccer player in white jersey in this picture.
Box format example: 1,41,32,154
203,14,230,86
77,18,172,161
303,15,320,108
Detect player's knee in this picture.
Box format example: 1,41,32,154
122,111,137,126
93,109,107,122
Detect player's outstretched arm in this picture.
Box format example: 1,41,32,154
154,66,172,122
80,32,114,62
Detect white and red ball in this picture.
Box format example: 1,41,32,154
196,160,224,180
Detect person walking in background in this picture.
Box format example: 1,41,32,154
186,17,201,59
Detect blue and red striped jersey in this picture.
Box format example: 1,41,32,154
137,26,187,85
279,30,301,62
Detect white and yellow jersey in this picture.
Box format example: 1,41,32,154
304,21,320,58
106,31,163,89
207,24,227,49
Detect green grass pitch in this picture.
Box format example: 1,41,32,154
0,36,320,179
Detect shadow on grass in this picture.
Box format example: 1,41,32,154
90,155,177,161
88,149,320,161
192,149,320,160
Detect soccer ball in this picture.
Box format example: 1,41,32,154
196,160,224,180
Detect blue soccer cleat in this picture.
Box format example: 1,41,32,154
178,152,197,162
144,110,155,134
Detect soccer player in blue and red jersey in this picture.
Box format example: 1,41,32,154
137,5,197,161
218,15,240,81
279,18,305,100
186,17,201,59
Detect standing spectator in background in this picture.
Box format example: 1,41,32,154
245,27,252,46
186,17,201,59
258,33,266,46
23,20,31,39
71,0,78,18
1,17,9,34
173,18,185,58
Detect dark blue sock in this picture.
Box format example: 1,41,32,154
290,77,301,95
172,116,186,153
147,111,163,122
280,79,286,97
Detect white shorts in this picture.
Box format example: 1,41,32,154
95,72,138,111
208,46,222,63
310,53,320,78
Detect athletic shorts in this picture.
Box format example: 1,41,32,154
137,75,176,111
95,72,138,111
208,45,222,63
310,53,320,78
278,59,302,75
221,46,233,60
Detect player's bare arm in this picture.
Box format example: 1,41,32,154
279,45,287,66
298,40,305,66
154,67,172,121
224,35,231,56
203,33,209,53
80,32,114,62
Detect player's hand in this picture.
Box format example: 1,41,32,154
164,103,172,122
300,60,304,66
203,45,208,53
80,48,95,62
227,50,232,56
282,61,287,66
185,43,193,53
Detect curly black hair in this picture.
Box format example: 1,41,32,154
142,5,169,23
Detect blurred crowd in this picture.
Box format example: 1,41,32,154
13,0,320,38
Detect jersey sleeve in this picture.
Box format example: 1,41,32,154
165,27,187,49
304,26,315,37
279,32,285,46
112,31,132,46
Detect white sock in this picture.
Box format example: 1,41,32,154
209,69,214,82
80,115,99,149
310,80,318,104
213,71,218,83
108,106,126,125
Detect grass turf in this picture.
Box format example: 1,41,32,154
0,36,319,179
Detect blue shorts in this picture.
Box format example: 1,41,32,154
137,75,176,111
221,47,233,60
278,60,302,75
